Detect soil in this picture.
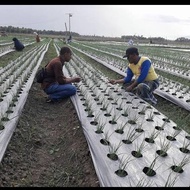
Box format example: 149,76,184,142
0,81,100,187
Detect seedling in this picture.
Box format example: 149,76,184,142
132,139,147,158
171,155,190,173
179,138,190,153
145,129,160,143
115,121,128,134
156,136,171,157
107,141,123,160
95,119,107,134
143,155,159,176
164,171,180,187
135,176,153,187
115,155,134,177
122,126,142,144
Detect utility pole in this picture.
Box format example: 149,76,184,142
66,13,73,43
65,22,67,43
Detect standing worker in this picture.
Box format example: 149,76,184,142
36,34,40,42
109,47,159,105
34,32,40,42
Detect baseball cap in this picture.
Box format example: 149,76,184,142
123,47,139,58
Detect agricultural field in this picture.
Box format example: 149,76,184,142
0,34,190,187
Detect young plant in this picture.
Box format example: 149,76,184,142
116,100,124,111
122,126,142,144
107,141,123,161
156,136,171,157
115,121,128,134
166,129,181,141
128,112,139,125
109,108,121,124
85,100,94,113
100,130,114,146
90,111,101,125
145,129,160,143
104,106,113,117
155,120,168,131
146,110,155,122
143,155,159,177
135,119,145,133
138,105,147,115
111,96,120,105
135,176,153,187
164,171,180,187
171,155,190,173
115,155,134,177
100,100,109,111
179,138,190,153
95,119,107,134
131,139,147,158
122,106,130,117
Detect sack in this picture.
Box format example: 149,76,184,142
35,67,47,83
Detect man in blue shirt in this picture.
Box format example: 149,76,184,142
109,47,159,105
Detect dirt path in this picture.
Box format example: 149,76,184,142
0,81,99,187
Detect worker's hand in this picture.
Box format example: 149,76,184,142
125,85,133,92
108,79,116,85
73,76,81,82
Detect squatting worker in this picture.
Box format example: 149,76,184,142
12,37,25,51
41,46,81,103
108,47,159,105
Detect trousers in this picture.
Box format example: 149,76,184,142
44,83,77,101
123,79,159,105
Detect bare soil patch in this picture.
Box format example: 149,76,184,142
0,81,99,187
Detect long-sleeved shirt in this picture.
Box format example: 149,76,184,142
124,56,158,84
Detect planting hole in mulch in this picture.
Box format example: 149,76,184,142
90,121,98,125
95,130,103,134
145,138,154,143
115,169,128,177
115,129,124,134
109,120,117,124
166,136,176,141
173,126,182,131
0,125,5,130
146,118,154,122
135,128,144,133
138,111,145,115
131,150,143,158
122,139,132,144
156,150,167,157
171,165,183,173
155,126,164,131
179,147,190,153
185,136,190,140
162,118,170,122
128,120,136,125
87,114,94,117
143,167,156,176
100,139,110,145
107,153,118,161
104,113,111,117
153,111,161,115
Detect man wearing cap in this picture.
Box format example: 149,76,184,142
108,47,159,105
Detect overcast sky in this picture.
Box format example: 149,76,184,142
1,5,190,40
